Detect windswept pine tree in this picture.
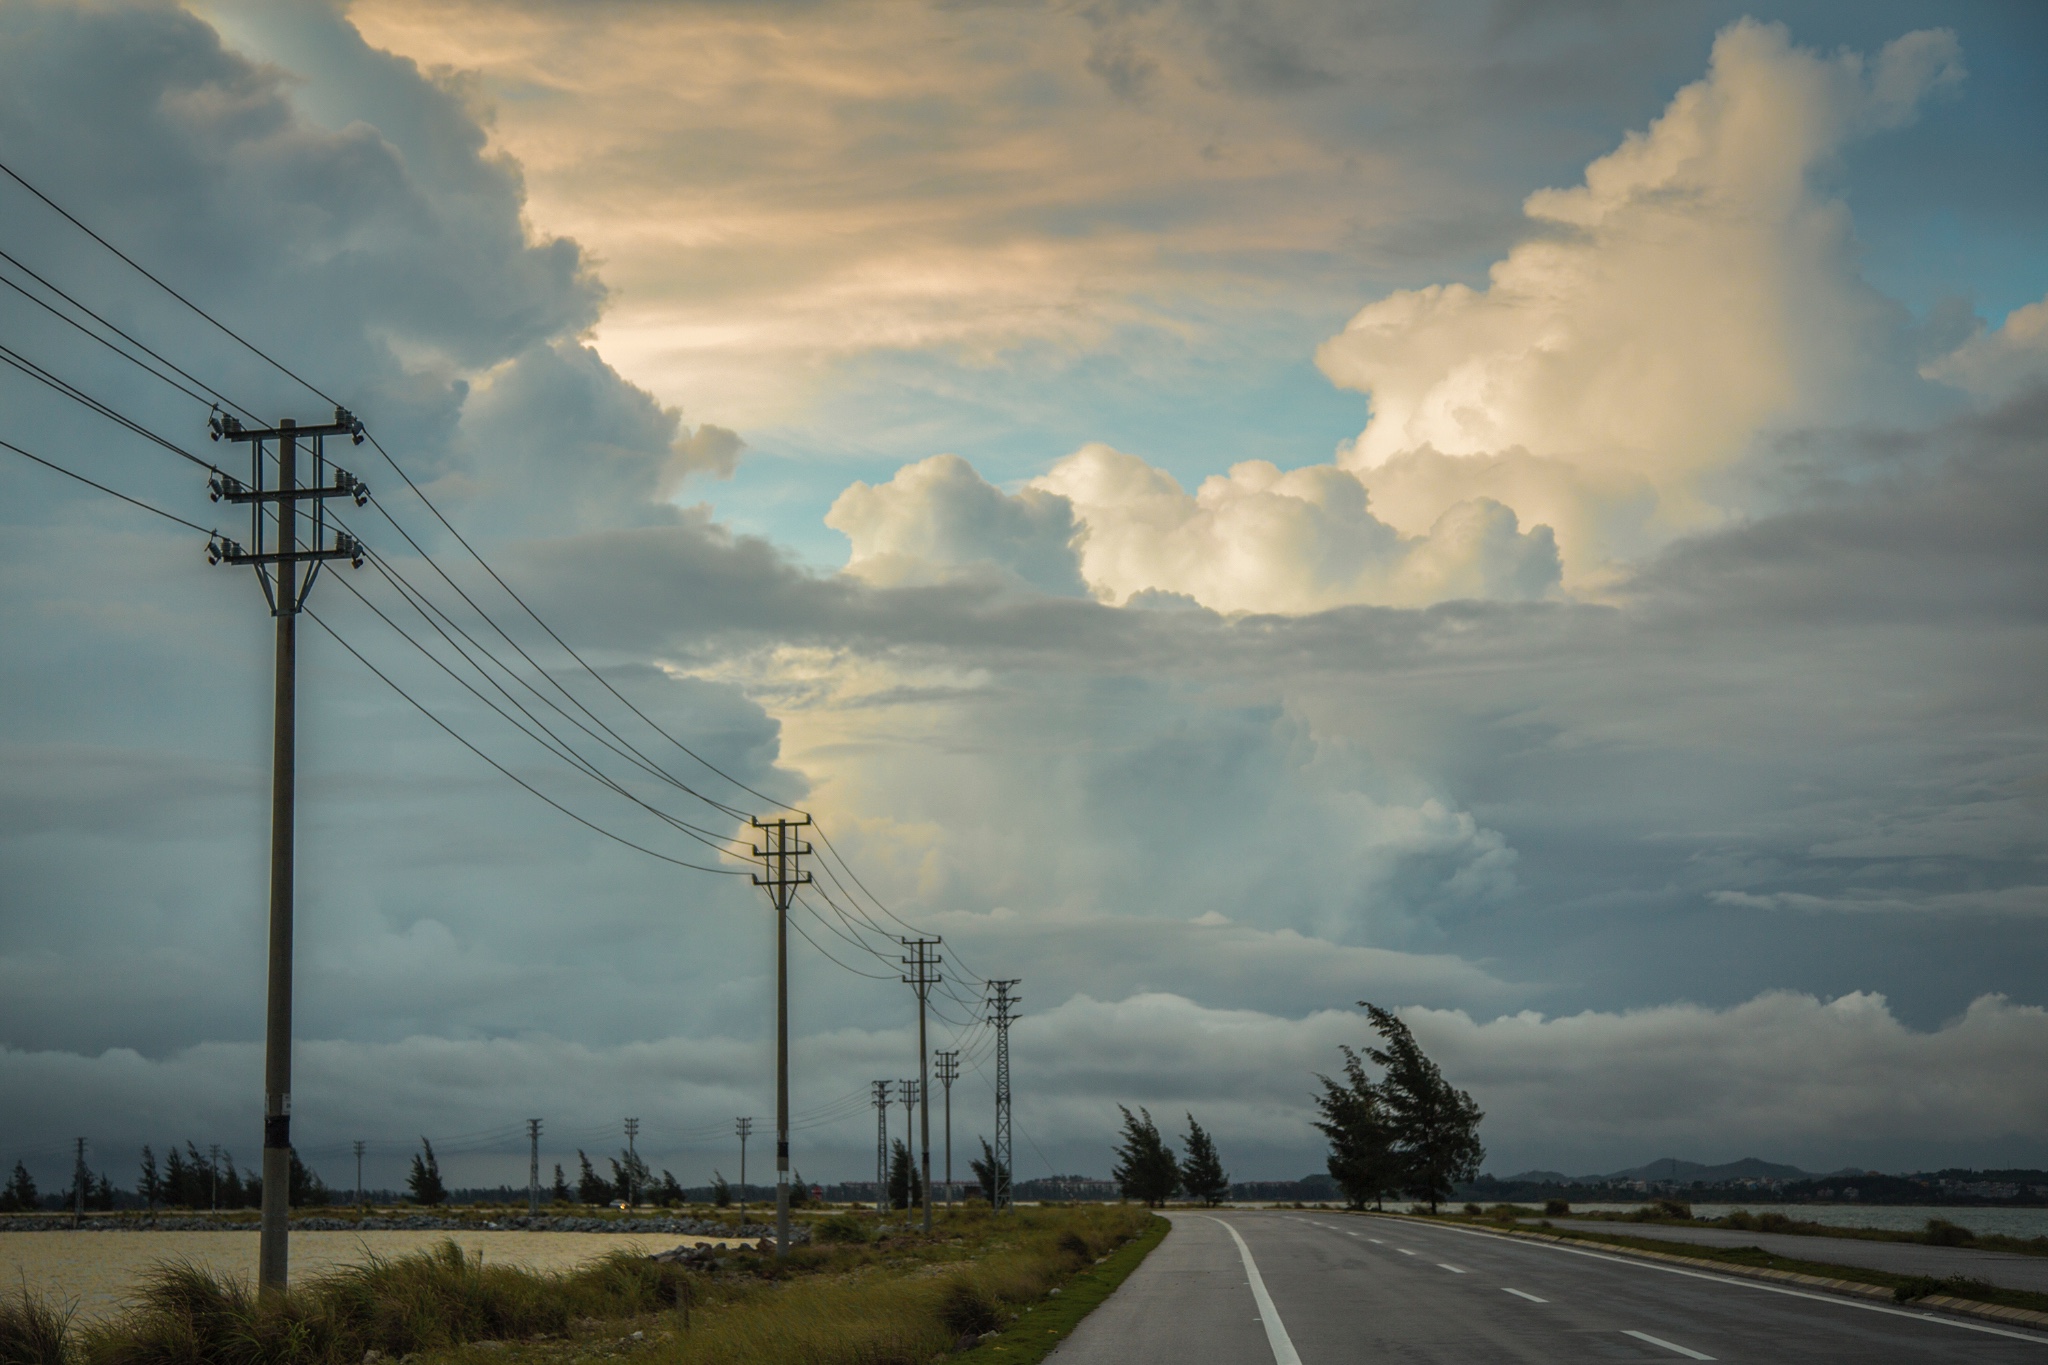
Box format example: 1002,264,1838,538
1179,1114,1230,1205
970,1137,1008,1204
711,1171,732,1207
1315,1002,1485,1213
1111,1106,1181,1206
407,1138,448,1206
1,1161,37,1212
551,1164,572,1204
137,1146,162,1211
577,1151,610,1205
887,1139,923,1210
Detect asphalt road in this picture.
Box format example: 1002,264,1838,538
1048,1210,2048,1363
1531,1218,2048,1293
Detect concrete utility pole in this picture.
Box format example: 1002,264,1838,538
749,815,810,1260
871,1079,891,1210
353,1140,365,1207
735,1116,752,1217
623,1118,640,1206
72,1138,86,1227
210,407,368,1293
527,1120,543,1217
935,1050,959,1206
900,937,940,1236
987,980,1021,1213
897,1078,921,1227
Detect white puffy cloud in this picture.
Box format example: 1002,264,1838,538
826,454,1087,595
1924,292,2048,401
1318,20,1964,572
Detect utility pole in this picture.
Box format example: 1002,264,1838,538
72,1138,86,1227
749,815,810,1259
209,406,368,1294
987,980,1020,1213
935,1050,959,1207
900,936,940,1236
735,1116,752,1218
871,1079,891,1211
527,1120,543,1217
353,1140,365,1208
623,1118,640,1207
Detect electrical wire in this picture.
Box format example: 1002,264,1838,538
1,436,217,536
0,343,220,472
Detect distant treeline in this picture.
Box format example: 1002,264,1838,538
1460,1168,2048,1206
0,1142,330,1213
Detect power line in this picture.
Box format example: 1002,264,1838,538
1,436,216,536
0,342,220,472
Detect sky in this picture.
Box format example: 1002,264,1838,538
1,0,2045,1194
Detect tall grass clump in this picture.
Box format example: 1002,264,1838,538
0,1286,71,1365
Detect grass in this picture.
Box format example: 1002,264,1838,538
951,1211,1169,1365
11,1204,1161,1365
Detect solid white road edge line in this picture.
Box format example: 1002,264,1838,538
1502,1288,1549,1303
1211,1218,1304,1365
1622,1328,1716,1359
1386,1218,2048,1346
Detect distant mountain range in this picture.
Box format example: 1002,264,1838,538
1498,1157,1827,1186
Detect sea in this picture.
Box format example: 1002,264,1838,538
1548,1203,2048,1239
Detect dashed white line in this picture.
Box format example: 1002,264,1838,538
1366,1238,1385,1244
1396,1248,1418,1257
1623,1329,1715,1360
1502,1288,1548,1303
1437,1263,1468,1274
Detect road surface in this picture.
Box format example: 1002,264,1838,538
1049,1210,2048,1363
1530,1218,2048,1293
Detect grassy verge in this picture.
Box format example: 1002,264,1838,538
952,1212,1168,1365
1381,1211,2048,1318
0,1205,1162,1365
1448,1201,2048,1257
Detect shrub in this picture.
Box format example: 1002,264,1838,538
1757,1211,1796,1233
1462,1203,1483,1216
1895,1274,1993,1303
1721,1210,1758,1230
937,1279,1003,1338
815,1213,874,1244
1543,1199,1570,1217
1923,1219,1976,1247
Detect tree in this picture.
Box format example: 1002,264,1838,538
969,1138,1008,1205
289,1151,329,1207
887,1139,922,1211
609,1149,651,1206
1,1161,36,1212
576,1151,610,1205
138,1146,162,1211
1110,1106,1180,1207
653,1170,685,1207
1178,1115,1229,1206
1357,1002,1484,1213
789,1170,812,1209
711,1171,732,1207
407,1138,448,1206
550,1164,572,1204
1312,1045,1402,1210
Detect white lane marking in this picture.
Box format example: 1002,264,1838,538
1209,1218,1303,1365
1437,1263,1468,1274
1503,1288,1548,1303
1378,1218,2048,1346
1623,1329,1715,1360
1367,1238,1385,1244
1396,1248,1418,1256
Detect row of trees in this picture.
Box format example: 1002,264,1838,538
1313,1002,1484,1212
397,1137,816,1210
0,1143,332,1213
1110,1109,1231,1206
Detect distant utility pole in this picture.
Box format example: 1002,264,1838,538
935,1050,959,1206
209,407,368,1295
72,1138,86,1227
353,1140,366,1207
987,980,1021,1213
871,1080,892,1209
749,814,810,1260
527,1120,543,1217
623,1118,640,1206
735,1116,753,1217
901,936,940,1236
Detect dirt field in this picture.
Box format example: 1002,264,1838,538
0,1230,745,1323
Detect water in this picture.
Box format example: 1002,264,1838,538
1540,1203,2048,1239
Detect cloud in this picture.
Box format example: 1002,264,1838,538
1924,291,2048,401
826,454,1087,595
1317,20,1964,572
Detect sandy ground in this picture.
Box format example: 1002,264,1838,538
0,1230,751,1324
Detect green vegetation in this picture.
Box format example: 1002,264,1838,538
407,1140,449,1207
1313,1001,1484,1213
1559,1206,2048,1257
3,1204,1158,1365
1110,1108,1180,1207
1178,1116,1229,1207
